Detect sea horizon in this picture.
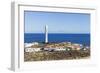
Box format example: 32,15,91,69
24,33,90,34
24,33,90,46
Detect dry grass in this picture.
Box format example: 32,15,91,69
24,50,90,61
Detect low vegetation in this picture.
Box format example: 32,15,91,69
24,50,90,61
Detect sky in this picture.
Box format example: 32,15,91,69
24,11,90,34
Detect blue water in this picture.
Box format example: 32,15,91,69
24,33,90,46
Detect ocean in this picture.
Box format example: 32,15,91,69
24,33,90,46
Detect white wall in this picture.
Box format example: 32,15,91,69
0,0,100,73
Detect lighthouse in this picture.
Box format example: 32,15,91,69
45,25,48,43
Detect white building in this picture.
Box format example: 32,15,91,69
24,42,39,48
44,48,66,51
24,43,33,47
32,42,39,45
25,48,41,52
55,48,66,51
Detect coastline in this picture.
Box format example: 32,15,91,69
24,33,90,46
24,41,90,61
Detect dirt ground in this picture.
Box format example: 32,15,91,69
24,50,90,61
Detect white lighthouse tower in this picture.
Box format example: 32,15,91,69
45,25,48,43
